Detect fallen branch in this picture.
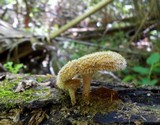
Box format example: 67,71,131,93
50,0,113,39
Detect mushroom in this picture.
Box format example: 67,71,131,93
56,51,127,105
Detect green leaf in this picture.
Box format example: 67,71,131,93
4,62,13,68
12,64,23,73
3,62,23,73
153,68,160,73
146,52,160,65
3,62,14,72
132,66,149,75
123,75,135,82
141,78,158,86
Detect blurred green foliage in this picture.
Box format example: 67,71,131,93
123,52,160,86
3,62,24,73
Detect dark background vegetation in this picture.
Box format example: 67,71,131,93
0,0,160,86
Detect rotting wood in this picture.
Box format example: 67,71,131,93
0,73,160,124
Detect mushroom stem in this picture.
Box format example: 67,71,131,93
82,74,92,104
65,79,81,105
68,88,76,105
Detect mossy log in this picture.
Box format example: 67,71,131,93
0,73,160,125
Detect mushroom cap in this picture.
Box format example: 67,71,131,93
77,51,126,74
56,51,127,89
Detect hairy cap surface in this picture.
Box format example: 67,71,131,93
56,51,126,89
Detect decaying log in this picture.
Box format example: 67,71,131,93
0,73,160,124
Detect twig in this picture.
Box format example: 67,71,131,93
55,37,148,56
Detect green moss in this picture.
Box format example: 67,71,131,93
0,78,50,109
37,77,44,83
36,75,54,83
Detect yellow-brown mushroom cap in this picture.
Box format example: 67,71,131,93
56,51,127,89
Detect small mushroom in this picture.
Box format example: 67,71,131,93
56,51,127,105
